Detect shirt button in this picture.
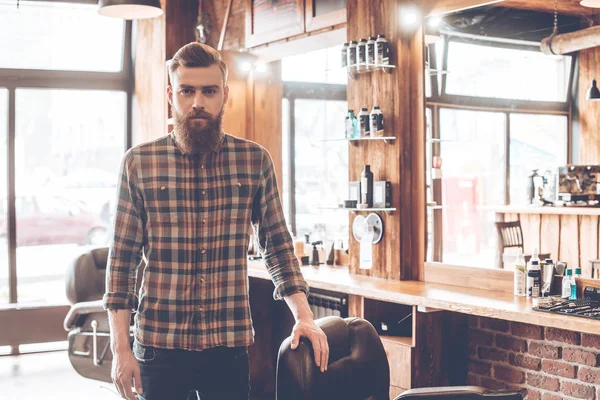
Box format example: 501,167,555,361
202,218,207,224
199,276,205,284
200,164,205,169
201,190,206,195
198,306,204,312
201,248,206,254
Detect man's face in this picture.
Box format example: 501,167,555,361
167,64,229,154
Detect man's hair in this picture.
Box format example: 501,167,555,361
168,42,228,86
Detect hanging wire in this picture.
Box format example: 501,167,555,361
553,0,558,34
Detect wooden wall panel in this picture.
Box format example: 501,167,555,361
346,0,425,281
559,215,578,269
578,45,600,165
540,214,561,263
132,12,167,145
580,215,598,278
165,0,199,60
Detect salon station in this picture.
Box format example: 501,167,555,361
3,0,600,399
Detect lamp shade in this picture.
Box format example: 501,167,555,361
98,0,163,19
581,0,600,8
587,80,600,101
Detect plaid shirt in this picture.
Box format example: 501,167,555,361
103,133,308,351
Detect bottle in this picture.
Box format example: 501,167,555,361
375,34,390,66
357,38,367,71
369,106,384,137
366,36,377,68
570,268,580,300
514,248,526,296
531,247,540,265
562,269,572,299
341,43,349,68
361,165,374,207
347,41,358,73
527,259,541,298
358,108,370,137
346,109,355,139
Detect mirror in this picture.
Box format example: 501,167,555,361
424,3,600,279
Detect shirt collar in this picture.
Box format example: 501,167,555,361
169,131,226,156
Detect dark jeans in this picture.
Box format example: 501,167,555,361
133,339,250,400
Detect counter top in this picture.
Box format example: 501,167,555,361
479,205,600,216
248,261,600,335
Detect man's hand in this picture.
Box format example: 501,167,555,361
290,318,329,373
112,349,143,400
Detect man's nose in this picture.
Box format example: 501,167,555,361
192,92,205,109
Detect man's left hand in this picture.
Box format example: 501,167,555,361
290,318,329,372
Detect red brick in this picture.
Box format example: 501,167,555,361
466,372,480,386
526,389,541,400
541,360,577,378
545,328,580,345
582,333,600,350
512,322,543,340
468,315,479,328
480,376,508,390
578,366,600,384
480,317,510,333
541,394,563,400
509,353,541,371
479,347,509,362
562,348,600,367
469,330,494,347
526,372,560,391
496,334,527,352
529,342,561,359
560,381,596,399
468,360,492,376
494,365,525,383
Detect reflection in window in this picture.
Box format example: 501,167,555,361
439,108,506,267
0,1,124,72
446,41,571,102
510,114,567,205
0,89,7,304
14,89,126,304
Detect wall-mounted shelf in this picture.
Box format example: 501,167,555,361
319,136,396,145
325,64,395,79
318,206,396,214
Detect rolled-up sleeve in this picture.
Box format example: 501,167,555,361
252,149,309,301
102,150,145,312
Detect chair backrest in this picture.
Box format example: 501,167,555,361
276,316,390,400
65,247,109,304
495,221,524,251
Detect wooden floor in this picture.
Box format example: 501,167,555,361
0,350,274,399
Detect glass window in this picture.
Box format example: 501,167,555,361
439,108,506,268
15,88,126,304
0,1,124,72
0,88,7,304
281,46,347,84
509,114,568,205
445,41,571,102
293,99,348,242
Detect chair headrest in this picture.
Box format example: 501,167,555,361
65,247,109,304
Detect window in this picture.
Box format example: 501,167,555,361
0,1,124,72
0,88,7,305
445,41,571,102
282,46,347,84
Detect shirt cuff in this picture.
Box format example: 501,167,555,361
102,291,139,312
272,278,310,301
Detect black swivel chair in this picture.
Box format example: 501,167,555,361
276,316,527,400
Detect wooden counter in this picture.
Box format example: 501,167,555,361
248,261,600,335
484,205,600,277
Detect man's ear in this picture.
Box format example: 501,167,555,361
167,85,174,106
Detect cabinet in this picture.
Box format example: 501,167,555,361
245,0,346,48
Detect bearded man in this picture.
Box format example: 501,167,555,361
103,42,328,400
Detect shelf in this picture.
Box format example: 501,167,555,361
380,335,414,347
318,206,396,213
338,63,396,79
319,136,396,145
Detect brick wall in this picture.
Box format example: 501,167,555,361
468,316,600,400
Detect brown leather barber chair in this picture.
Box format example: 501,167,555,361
276,316,527,400
64,247,136,383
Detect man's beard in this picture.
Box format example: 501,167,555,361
172,107,224,155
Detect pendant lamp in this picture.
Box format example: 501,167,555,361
587,80,600,101
98,0,163,19
581,0,600,8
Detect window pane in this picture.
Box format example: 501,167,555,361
294,99,348,243
446,41,571,102
0,89,7,304
15,89,126,304
509,114,568,205
282,46,348,84
439,108,505,268
0,1,124,72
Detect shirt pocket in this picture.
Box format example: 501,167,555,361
146,187,184,227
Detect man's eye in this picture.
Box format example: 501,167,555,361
203,89,217,96
180,89,194,95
